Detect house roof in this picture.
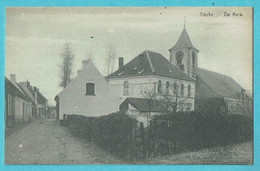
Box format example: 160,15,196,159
106,50,194,82
19,83,36,105
195,68,243,99
5,77,29,101
120,97,167,112
169,27,198,51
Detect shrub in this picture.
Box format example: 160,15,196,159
65,111,138,159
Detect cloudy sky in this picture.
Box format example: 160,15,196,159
5,7,252,105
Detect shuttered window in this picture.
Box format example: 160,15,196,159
86,83,95,95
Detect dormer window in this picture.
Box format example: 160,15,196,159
86,83,95,95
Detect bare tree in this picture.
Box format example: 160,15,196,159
143,87,157,116
106,45,116,75
59,43,74,89
160,81,190,113
235,89,253,116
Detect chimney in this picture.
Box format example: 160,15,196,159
82,60,88,69
119,57,124,70
27,81,30,87
10,74,16,82
34,87,38,92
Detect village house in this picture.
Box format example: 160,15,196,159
56,26,247,123
55,60,121,120
19,81,48,119
5,75,32,128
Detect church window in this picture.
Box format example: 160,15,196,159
176,50,184,65
123,81,129,96
86,83,95,95
192,52,196,65
166,81,170,95
158,80,162,94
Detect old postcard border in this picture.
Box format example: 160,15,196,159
0,0,258,170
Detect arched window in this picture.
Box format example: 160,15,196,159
192,52,196,65
158,80,162,94
166,81,170,95
188,85,191,97
176,50,184,65
123,81,129,96
181,84,184,96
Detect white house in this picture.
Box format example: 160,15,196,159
56,60,121,120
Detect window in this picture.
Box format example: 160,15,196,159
188,85,191,97
158,80,162,93
86,83,95,95
176,50,184,65
123,81,129,96
192,52,196,65
181,84,184,96
173,83,177,92
166,81,170,95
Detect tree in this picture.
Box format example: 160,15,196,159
106,45,116,75
59,43,74,89
235,89,253,116
160,81,190,113
143,87,157,123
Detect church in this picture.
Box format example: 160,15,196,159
55,26,245,121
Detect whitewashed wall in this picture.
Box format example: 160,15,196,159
58,61,121,120
108,75,195,110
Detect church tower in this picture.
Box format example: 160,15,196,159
169,26,199,78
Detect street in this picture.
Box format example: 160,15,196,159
5,119,123,165
5,119,253,165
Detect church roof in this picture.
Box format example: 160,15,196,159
106,50,194,82
169,27,198,51
195,68,243,99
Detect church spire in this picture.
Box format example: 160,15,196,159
169,26,198,52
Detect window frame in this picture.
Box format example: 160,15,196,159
85,83,95,96
158,80,162,94
123,81,129,96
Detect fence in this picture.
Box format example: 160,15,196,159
62,111,253,160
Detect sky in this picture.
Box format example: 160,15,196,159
5,7,252,105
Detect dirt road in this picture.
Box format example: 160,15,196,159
5,119,123,165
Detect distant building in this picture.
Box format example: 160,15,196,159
5,75,32,128
19,81,48,119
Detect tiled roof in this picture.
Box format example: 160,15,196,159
106,50,194,82
120,97,167,112
19,83,36,105
5,77,29,101
195,68,243,99
169,27,198,51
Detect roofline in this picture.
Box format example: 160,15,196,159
107,73,195,82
